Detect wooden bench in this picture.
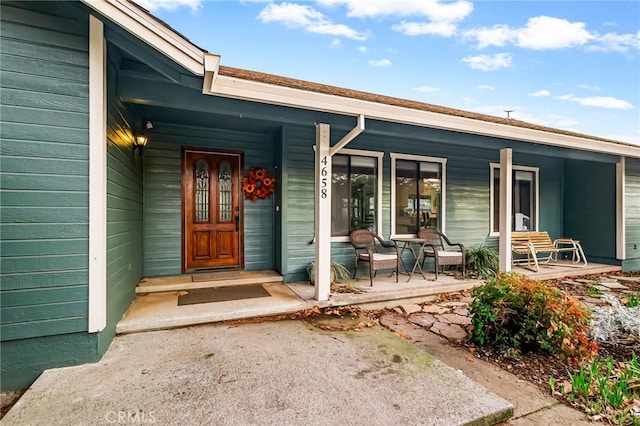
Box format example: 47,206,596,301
511,231,587,272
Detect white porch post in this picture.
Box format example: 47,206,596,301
499,148,513,272
314,123,332,301
616,157,626,260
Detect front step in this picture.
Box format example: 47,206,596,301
136,270,284,294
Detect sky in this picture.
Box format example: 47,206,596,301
138,0,640,145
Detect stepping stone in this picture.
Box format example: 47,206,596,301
439,301,468,308
575,279,597,284
454,308,469,316
459,296,474,304
561,280,580,286
598,281,629,290
422,305,450,315
408,313,437,329
400,304,422,315
611,276,640,283
436,313,472,326
431,322,468,342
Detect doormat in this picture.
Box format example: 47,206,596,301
192,272,242,282
178,284,271,306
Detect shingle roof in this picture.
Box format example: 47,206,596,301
219,65,634,147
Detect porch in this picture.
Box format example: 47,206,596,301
116,262,621,335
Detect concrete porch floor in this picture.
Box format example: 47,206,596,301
117,262,621,335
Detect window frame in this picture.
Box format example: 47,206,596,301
489,163,540,237
390,153,447,238
330,148,384,242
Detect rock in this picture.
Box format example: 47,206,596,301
422,305,450,315
408,313,437,329
598,281,629,289
439,301,467,308
436,313,472,326
454,308,469,316
430,322,468,342
459,296,474,304
400,304,422,315
610,276,640,283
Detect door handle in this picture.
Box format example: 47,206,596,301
235,215,239,231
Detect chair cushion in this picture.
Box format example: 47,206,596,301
436,251,462,258
358,253,397,261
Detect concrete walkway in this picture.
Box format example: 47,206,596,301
3,319,513,426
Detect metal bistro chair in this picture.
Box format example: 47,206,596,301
349,230,401,286
417,229,465,279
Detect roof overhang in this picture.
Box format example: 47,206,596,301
81,1,640,159
203,54,640,159
81,0,204,76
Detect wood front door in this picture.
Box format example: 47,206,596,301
182,149,243,272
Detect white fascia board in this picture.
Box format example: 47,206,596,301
208,75,640,159
81,0,204,76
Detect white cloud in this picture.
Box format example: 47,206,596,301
319,0,473,22
257,3,369,40
465,16,593,50
135,0,201,11
476,85,494,91
462,53,512,71
415,86,440,93
556,94,634,110
393,21,458,37
369,59,392,67
516,16,593,49
358,46,368,53
588,31,640,53
577,84,601,91
330,39,341,47
529,89,551,97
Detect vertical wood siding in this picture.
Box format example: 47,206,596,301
624,158,640,271
0,2,90,341
143,124,275,276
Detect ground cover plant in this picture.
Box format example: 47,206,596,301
466,272,640,425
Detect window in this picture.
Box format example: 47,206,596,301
391,154,446,236
331,149,383,239
490,164,539,234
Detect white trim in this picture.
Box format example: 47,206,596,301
616,157,626,260
88,15,107,333
489,163,539,237
390,153,447,238
81,0,204,75
206,75,640,159
330,148,384,243
498,149,513,272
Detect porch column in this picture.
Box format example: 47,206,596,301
499,148,513,272
616,157,626,260
314,123,332,301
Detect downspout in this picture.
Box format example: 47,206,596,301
314,116,365,301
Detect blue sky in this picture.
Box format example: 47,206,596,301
139,0,640,145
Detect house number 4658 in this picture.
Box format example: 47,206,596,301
320,155,328,199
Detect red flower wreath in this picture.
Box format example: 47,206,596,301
242,167,275,201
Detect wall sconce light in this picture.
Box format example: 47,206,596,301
134,134,148,150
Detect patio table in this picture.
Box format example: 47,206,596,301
391,237,430,282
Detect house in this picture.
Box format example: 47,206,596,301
1,0,639,392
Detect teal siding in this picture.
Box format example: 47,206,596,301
1,2,89,341
1,332,99,391
0,1,100,391
624,158,640,271
279,124,569,281
143,124,275,276
564,160,617,263
102,59,144,349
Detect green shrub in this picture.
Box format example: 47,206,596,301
469,272,598,362
465,246,499,279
